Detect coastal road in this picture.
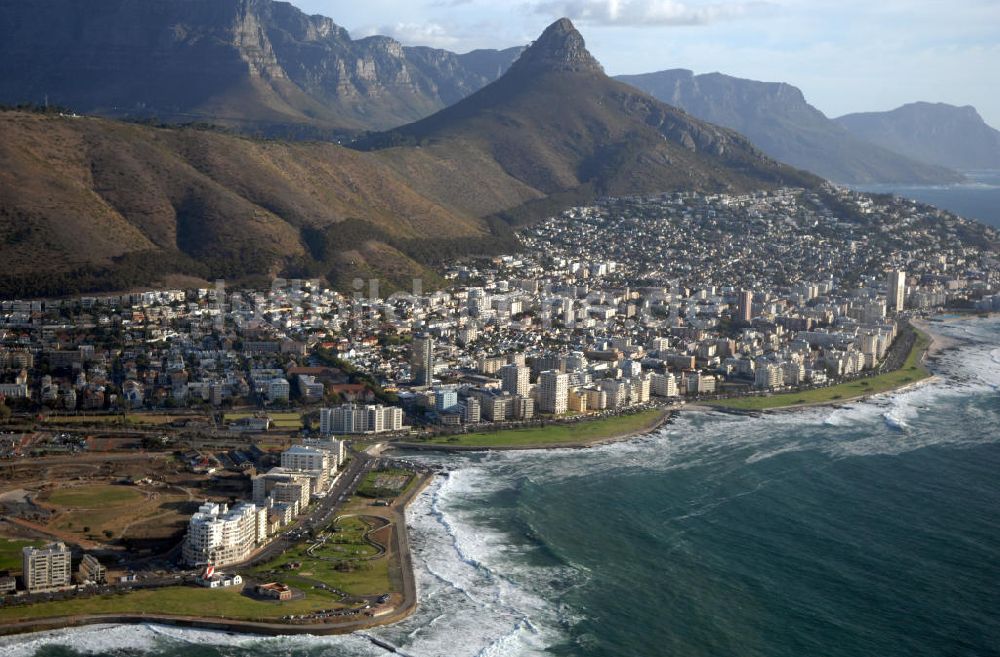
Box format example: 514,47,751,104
239,449,375,568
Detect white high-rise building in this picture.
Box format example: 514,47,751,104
651,372,678,398
499,364,530,397
281,445,333,476
182,502,267,567
301,438,346,469
23,543,72,593
411,334,434,386
888,270,906,313
463,397,481,424
320,404,403,435
538,370,569,415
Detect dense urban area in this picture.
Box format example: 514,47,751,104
1,184,999,629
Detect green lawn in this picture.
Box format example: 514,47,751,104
0,584,353,624
42,414,202,427
0,538,43,573
248,515,392,598
356,470,414,499
709,330,932,412
225,412,303,429
0,508,396,624
46,485,145,508
423,409,667,448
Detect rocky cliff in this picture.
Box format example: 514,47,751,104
837,102,1000,171
0,0,523,132
617,69,962,184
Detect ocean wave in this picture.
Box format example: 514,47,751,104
373,473,568,657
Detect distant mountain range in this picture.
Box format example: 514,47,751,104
355,19,819,224
0,0,522,133
837,103,1000,171
615,70,963,184
0,18,820,297
1,0,996,182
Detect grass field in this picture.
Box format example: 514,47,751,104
250,515,392,597
423,409,667,448
356,470,413,499
0,513,391,624
0,538,43,573
0,584,353,623
46,485,145,508
225,412,303,430
43,414,203,426
40,484,191,542
709,330,932,412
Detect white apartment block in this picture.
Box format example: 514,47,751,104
888,270,907,313
267,378,290,402
320,404,403,435
755,363,785,389
281,445,332,476
651,372,679,398
182,502,267,567
499,364,530,397
252,469,314,506
538,370,569,415
301,438,347,469
23,542,72,593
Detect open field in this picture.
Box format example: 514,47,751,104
38,483,192,544
225,412,303,430
0,538,43,573
709,329,932,411
356,470,413,499
47,485,144,508
0,585,351,624
42,414,208,427
420,408,668,448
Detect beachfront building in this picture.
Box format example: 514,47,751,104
182,502,267,567
252,469,314,506
499,364,531,397
538,370,569,415
888,270,907,314
319,404,403,435
23,542,72,593
301,437,347,470
76,554,107,585
281,445,333,476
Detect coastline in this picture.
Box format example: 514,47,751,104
0,473,434,640
1,316,987,643
392,407,675,453
701,321,940,414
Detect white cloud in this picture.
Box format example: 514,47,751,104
532,0,774,26
354,22,463,48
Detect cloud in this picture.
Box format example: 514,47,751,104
354,22,463,48
532,0,774,26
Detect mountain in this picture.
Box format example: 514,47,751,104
616,69,962,184
837,102,1000,171
0,109,516,297
357,19,821,223
0,19,824,298
0,0,523,133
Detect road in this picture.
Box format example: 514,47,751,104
239,449,375,568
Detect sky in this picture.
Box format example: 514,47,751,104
290,0,1000,128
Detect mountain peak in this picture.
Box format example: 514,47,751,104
509,18,604,75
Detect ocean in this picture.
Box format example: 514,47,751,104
854,170,1000,229
2,317,999,657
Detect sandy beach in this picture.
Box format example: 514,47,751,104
910,317,962,357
